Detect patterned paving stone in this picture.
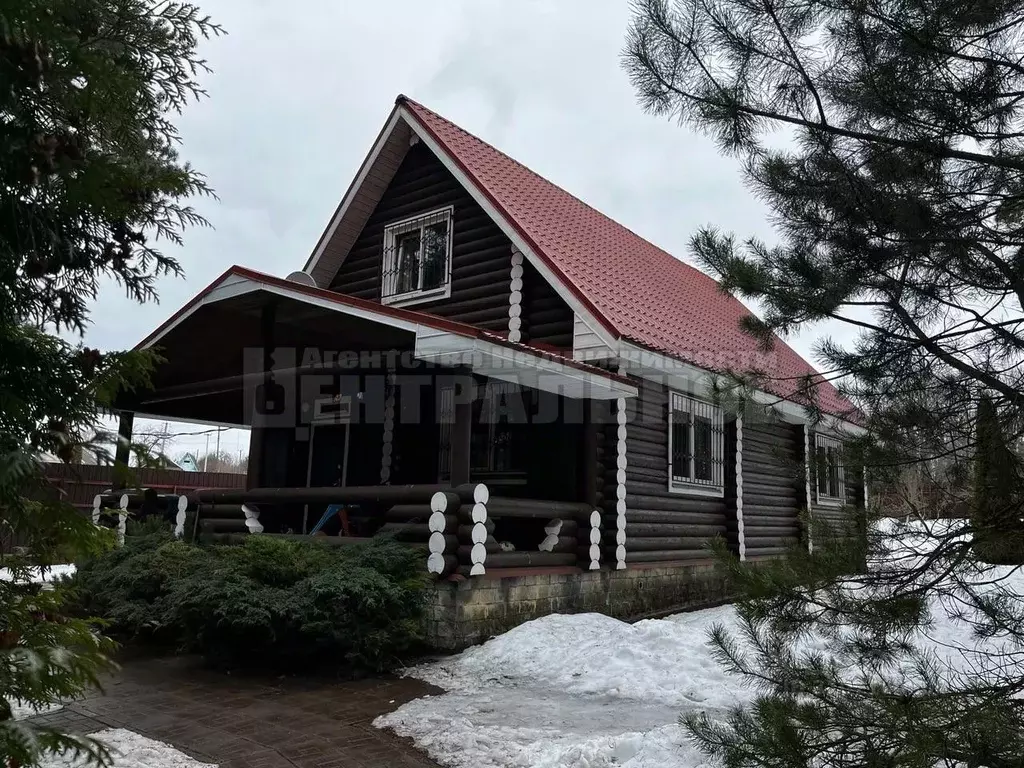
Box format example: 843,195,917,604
24,656,442,768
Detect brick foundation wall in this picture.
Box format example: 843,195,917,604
425,562,733,650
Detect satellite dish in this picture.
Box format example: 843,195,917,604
285,270,318,288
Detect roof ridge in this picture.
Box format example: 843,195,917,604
399,95,716,287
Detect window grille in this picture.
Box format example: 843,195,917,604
668,392,724,493
381,207,453,305
815,434,846,503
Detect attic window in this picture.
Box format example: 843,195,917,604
381,207,453,306
815,434,846,505
668,391,724,496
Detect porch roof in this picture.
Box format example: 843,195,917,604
128,266,636,423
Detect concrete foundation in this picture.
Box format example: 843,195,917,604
425,562,733,650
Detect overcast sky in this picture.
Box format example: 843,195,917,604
85,0,853,458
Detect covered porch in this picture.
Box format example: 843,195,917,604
116,267,636,577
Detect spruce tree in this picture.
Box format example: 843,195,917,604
0,3,219,766
972,395,1023,564
625,0,1024,764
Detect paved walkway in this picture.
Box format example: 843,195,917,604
27,656,442,768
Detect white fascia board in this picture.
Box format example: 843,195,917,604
414,331,637,400
615,340,865,435
141,276,421,350
303,108,404,275
130,412,251,431
398,105,620,355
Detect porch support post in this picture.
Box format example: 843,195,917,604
113,411,134,490
450,373,473,487
581,400,598,508
247,302,276,490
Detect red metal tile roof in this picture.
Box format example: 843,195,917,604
401,96,854,418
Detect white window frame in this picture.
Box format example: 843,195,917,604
814,433,846,506
667,391,725,497
381,206,454,307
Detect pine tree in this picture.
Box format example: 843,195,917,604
0,3,220,766
625,0,1024,764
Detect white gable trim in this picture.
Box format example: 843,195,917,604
301,104,619,355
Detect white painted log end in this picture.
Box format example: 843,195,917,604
539,534,559,552
470,502,487,524
427,553,446,575
242,504,259,520
544,518,563,536
428,510,447,533
470,543,487,564
615,484,627,501
615,561,626,570
616,514,627,531
430,491,450,513
177,494,188,513
615,468,627,485
471,523,488,544
616,425,627,442
473,484,489,505
589,561,601,571
615,499,626,515
511,249,524,267
615,529,626,546
589,527,601,545
588,543,601,561
119,494,129,510
469,563,485,576
508,330,522,343
428,531,447,554
509,277,523,293
615,544,626,562
245,518,264,534
174,508,186,539
589,509,601,528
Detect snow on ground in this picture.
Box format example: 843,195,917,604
377,518,1024,768
37,729,216,768
378,610,751,768
9,699,66,720
0,563,77,583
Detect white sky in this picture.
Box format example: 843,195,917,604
81,0,855,458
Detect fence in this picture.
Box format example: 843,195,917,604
42,463,246,510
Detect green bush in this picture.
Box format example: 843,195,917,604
71,532,429,672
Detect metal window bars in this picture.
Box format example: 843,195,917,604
381,208,453,302
669,392,725,491
815,434,846,502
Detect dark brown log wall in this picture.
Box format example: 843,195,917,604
328,143,512,332
519,260,574,349
742,420,805,557
602,377,730,563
